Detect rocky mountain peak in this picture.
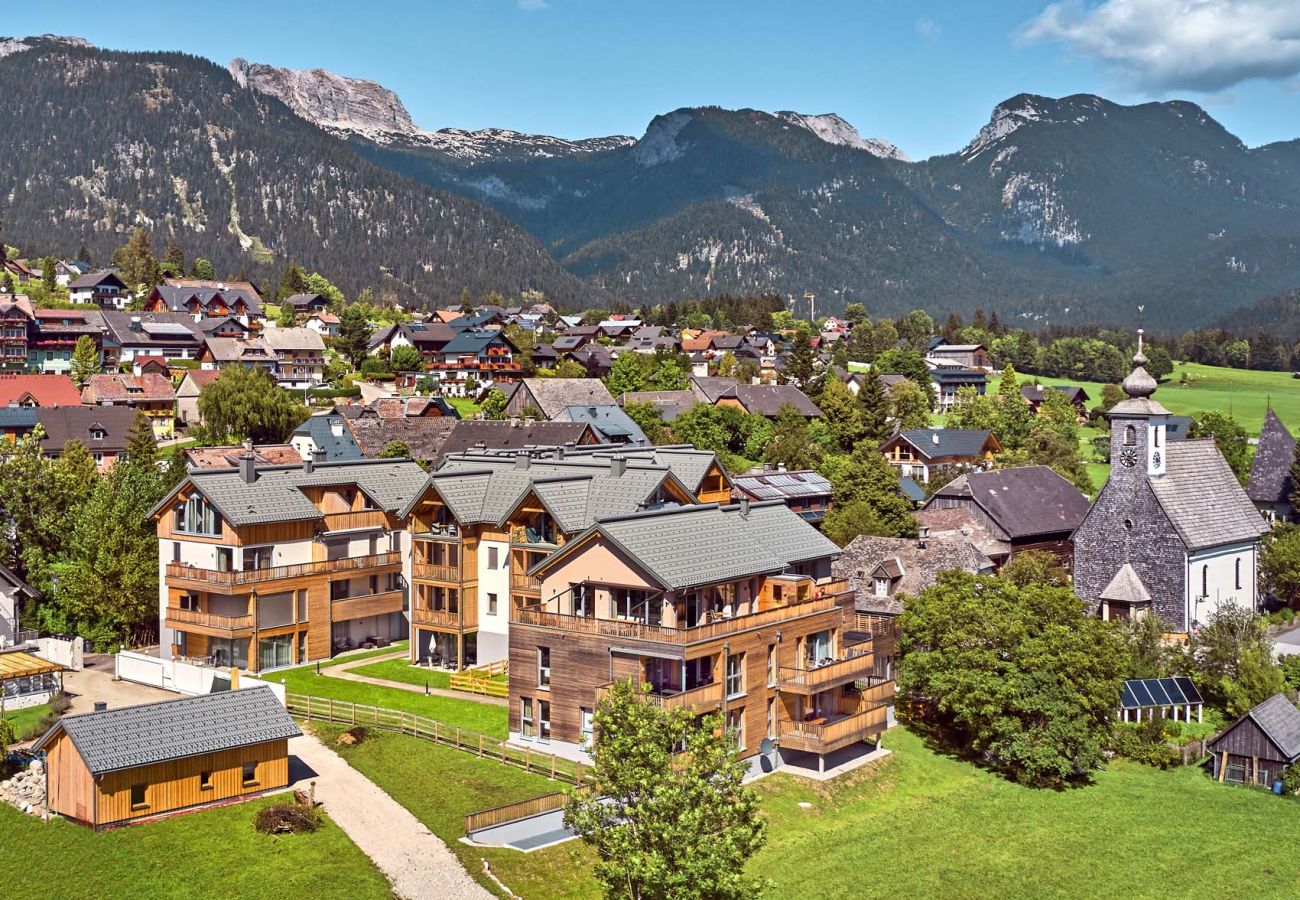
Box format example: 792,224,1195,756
774,111,909,161
0,35,91,60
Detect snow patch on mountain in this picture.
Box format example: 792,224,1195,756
0,35,91,60
774,112,909,161
963,95,1046,159
632,110,693,166
1000,173,1087,247
229,58,633,160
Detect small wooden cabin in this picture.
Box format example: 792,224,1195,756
1207,693,1300,788
33,687,300,828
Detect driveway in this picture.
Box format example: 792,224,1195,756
1275,625,1300,657
61,653,174,714
289,731,491,899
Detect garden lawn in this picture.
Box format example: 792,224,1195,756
4,702,52,740
313,723,599,900
350,656,451,690
448,397,482,418
270,646,508,737
0,794,390,900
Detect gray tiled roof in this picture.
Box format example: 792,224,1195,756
511,379,614,419
896,429,995,461
617,390,698,422
733,469,832,502
734,500,840,565
1244,693,1300,760
1099,564,1151,605
1247,410,1295,505
833,534,994,615
929,466,1090,539
175,458,429,526
587,505,790,590
35,687,300,775
293,414,365,461
554,405,648,444
1149,439,1269,550
549,445,724,493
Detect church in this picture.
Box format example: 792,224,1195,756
1073,335,1268,632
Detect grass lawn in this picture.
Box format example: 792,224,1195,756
4,702,53,740
268,644,508,737
314,723,599,900
0,794,391,900
326,724,1300,899
449,396,482,418
350,656,451,690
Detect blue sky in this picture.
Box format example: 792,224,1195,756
10,0,1300,159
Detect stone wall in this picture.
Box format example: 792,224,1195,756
0,759,46,818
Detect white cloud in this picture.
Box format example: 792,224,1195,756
1020,0,1300,93
518,0,549,9
915,17,942,42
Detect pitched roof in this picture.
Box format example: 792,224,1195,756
0,374,82,407
718,383,822,418
1243,693,1300,760
1021,384,1090,405
82,373,176,404
204,337,275,363
437,420,596,460
617,390,698,422
554,405,648,444
927,466,1090,539
1148,439,1269,550
345,416,459,461
736,500,840,565
292,413,365,461
1247,410,1295,505
284,292,328,308
100,311,203,346
893,429,997,461
184,444,302,469
733,469,833,501
262,326,326,353
34,687,300,776
1099,564,1151,605
162,458,428,526
516,444,727,495
35,406,139,451
441,329,510,354
68,270,126,290
511,378,614,419
833,534,994,615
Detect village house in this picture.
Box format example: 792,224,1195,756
926,343,992,370
503,378,615,420
689,376,822,419
733,467,832,526
99,312,204,366
53,259,92,287
28,309,104,375
153,454,427,669
0,648,64,710
283,292,331,316
552,404,649,445
834,531,995,618
879,428,1002,483
304,311,340,337
82,373,177,439
429,328,522,395
0,295,36,371
34,405,140,471
67,271,130,309
1247,410,1295,524
35,688,300,829
928,363,988,412
290,413,365,462
0,373,83,408
175,369,220,428
1207,693,1300,788
508,501,894,775
184,444,302,469
920,466,1091,568
1073,336,1269,630
1021,384,1092,419
262,326,327,388
0,564,40,647
143,279,264,325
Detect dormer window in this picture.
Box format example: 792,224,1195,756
874,577,891,597
89,427,107,441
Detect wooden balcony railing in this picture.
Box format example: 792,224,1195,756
413,524,461,541
595,679,725,713
779,648,876,694
509,525,563,547
413,562,461,584
331,589,405,620
513,594,843,645
511,572,541,593
323,510,389,532
411,606,473,630
778,703,889,755
165,551,402,587
164,606,255,634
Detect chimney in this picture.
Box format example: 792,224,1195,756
609,455,626,477
238,440,257,484
777,463,786,472
129,315,142,332
555,446,566,459
738,497,750,517
509,416,520,428
303,454,314,475
931,432,940,446
514,453,530,470
918,525,930,551
93,701,107,712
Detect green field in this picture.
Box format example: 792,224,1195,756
316,723,1300,900
448,396,482,418
0,795,390,900
4,702,53,740
349,656,452,690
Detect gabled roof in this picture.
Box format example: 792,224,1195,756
717,383,822,418
292,413,365,461
33,687,300,776
100,312,203,346
82,373,176,404
35,406,138,450
284,292,329,309
68,270,127,290
833,534,994,615
510,378,614,419
554,404,648,444
436,420,596,461
617,390,697,422
0,374,82,407
1148,439,1269,550
184,444,302,469
344,415,459,461
1212,693,1300,761
441,329,512,355
890,428,999,461
262,327,326,353
1021,384,1090,405
735,500,840,565
1247,410,1295,505
522,444,727,495
1099,564,1151,605
927,466,1090,539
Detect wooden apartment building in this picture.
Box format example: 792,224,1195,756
400,447,732,671
508,500,895,775
151,451,427,671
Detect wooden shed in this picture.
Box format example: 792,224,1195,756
1207,693,1300,788
32,686,300,829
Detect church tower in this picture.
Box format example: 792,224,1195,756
1108,330,1170,480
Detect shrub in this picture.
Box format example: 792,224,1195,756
23,692,70,740
253,800,322,834
1108,722,1181,770
1283,761,1300,795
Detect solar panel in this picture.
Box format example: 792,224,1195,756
407,324,427,332
1120,677,1203,709
1173,676,1203,705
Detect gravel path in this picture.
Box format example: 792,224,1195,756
290,731,492,899
324,651,509,708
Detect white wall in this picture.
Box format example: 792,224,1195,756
1185,542,1258,629
479,538,511,641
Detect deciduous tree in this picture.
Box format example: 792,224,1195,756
481,388,508,420
1190,411,1250,485
69,334,100,386
763,404,821,471
389,344,423,373
195,366,308,444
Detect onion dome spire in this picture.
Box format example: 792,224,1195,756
1122,329,1157,399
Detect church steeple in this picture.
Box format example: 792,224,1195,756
1108,329,1171,478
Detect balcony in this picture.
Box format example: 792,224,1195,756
779,703,889,755
413,562,461,584
414,523,461,542
331,589,405,621
411,604,477,631
323,510,389,533
778,642,878,695
164,606,255,637
512,593,844,646
510,571,541,594
509,525,562,547
166,551,402,588
595,679,724,714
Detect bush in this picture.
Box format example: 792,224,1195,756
1283,762,1300,795
1108,722,1182,770
23,692,70,740
1281,655,1300,691
253,800,322,834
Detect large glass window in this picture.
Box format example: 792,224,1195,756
538,699,551,741
538,646,551,688
175,496,222,536
259,634,293,670
521,697,534,739
242,546,273,571
725,653,745,699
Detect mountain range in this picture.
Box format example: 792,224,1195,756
4,35,1300,327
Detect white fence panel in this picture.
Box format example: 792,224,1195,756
114,650,166,688
36,637,84,671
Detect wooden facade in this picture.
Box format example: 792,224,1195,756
44,729,290,828
1209,712,1298,788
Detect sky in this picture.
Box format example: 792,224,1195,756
10,0,1300,159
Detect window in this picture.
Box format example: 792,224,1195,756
1123,425,1136,446
538,646,551,688
725,653,745,699
874,577,890,597
488,546,499,570
242,762,258,786
199,770,213,791
172,541,181,563
767,643,777,687
580,707,594,742
175,496,222,536
612,587,651,622
767,697,777,739
178,593,199,611
389,530,401,553
538,699,551,741
130,783,148,809
1235,558,1242,591
242,546,273,571
521,697,534,738
215,547,233,572
1202,565,1209,598
487,593,498,616
727,707,744,751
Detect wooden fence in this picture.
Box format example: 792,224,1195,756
464,790,569,835
449,659,510,698
286,693,585,783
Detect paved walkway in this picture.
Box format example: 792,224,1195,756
322,651,509,708
290,731,491,899
1275,624,1300,657
61,654,174,714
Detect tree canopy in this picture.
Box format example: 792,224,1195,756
195,366,308,444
